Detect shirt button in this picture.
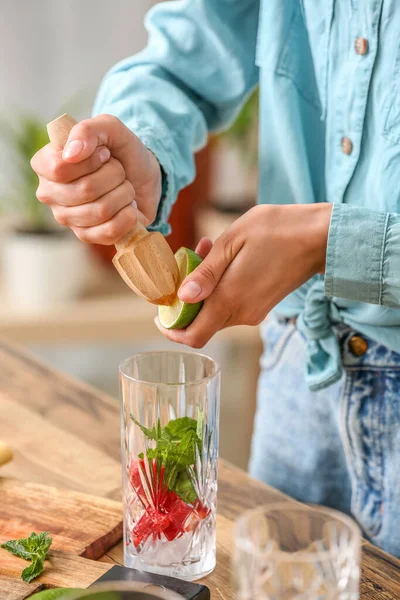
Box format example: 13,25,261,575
341,136,353,155
348,335,368,357
355,37,368,55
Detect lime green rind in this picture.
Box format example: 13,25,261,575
179,247,202,270
29,589,83,600
158,247,203,330
164,299,203,330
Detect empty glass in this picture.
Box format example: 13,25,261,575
233,503,361,600
120,351,220,581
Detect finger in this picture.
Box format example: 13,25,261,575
71,203,139,246
31,143,111,183
52,180,136,227
61,114,136,164
195,237,213,260
37,158,125,207
178,237,233,303
154,291,230,348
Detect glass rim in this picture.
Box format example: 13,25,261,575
119,350,221,387
234,502,361,562
66,581,184,600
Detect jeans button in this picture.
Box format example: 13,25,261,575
348,335,368,357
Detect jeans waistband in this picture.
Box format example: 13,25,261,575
277,314,400,370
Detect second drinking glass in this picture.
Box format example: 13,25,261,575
120,351,220,581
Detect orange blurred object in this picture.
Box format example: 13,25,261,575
167,144,211,253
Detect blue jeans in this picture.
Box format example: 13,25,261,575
249,314,400,557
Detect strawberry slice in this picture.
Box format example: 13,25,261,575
184,501,210,533
163,491,193,541
129,460,148,507
132,511,153,547
194,500,210,520
163,490,180,511
151,460,167,508
130,458,169,508
129,461,143,490
130,459,210,545
132,507,171,547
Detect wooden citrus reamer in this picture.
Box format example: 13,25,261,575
46,114,180,306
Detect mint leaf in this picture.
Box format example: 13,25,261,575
1,531,52,583
174,472,197,504
130,414,159,441
132,415,203,504
1,540,32,561
30,531,52,556
167,429,199,468
164,417,197,440
21,555,44,583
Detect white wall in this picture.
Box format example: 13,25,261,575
0,0,155,191
0,0,155,117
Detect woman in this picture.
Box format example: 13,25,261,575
32,0,400,556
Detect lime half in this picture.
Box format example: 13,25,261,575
158,247,203,329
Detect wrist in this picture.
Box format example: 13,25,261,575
147,147,163,192
307,203,332,275
145,147,163,221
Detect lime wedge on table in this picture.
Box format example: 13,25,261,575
29,590,82,600
158,247,203,329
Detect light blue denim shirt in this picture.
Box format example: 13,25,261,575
94,0,400,390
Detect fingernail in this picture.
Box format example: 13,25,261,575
63,140,84,159
99,147,110,163
131,200,138,210
179,281,202,301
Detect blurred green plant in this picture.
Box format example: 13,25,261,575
218,86,259,166
0,114,51,232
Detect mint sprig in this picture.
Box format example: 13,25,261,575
130,415,202,504
1,531,52,583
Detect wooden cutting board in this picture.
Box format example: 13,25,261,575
0,575,43,599
0,478,122,599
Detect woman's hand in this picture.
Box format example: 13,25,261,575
155,203,332,347
31,115,161,245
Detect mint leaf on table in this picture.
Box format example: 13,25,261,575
21,554,45,584
1,531,52,583
1,539,32,561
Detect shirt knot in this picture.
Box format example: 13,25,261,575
296,279,342,391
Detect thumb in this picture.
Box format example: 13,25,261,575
178,243,229,303
62,114,135,164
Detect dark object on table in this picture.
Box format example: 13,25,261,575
91,565,210,600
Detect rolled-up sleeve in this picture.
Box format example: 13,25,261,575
93,0,260,234
324,203,400,307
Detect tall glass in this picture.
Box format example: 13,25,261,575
120,351,220,581
233,504,361,600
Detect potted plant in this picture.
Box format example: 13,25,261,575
210,86,259,212
0,114,88,309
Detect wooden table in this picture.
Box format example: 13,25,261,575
1,338,400,598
